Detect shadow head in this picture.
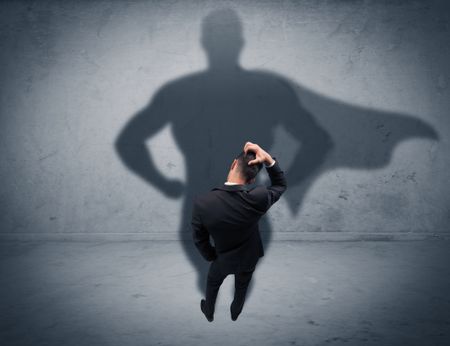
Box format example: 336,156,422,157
201,8,244,66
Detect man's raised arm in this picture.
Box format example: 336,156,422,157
244,142,287,210
264,157,287,209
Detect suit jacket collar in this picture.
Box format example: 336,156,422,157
211,183,254,192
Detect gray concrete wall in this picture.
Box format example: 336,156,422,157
0,0,448,240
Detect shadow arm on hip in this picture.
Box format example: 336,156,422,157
278,86,334,215
114,89,184,198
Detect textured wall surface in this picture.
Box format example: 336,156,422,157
0,0,448,240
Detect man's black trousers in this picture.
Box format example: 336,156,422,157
204,259,255,315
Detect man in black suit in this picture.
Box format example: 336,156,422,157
191,141,287,321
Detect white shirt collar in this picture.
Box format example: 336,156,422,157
224,181,241,185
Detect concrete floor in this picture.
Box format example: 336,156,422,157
1,240,449,346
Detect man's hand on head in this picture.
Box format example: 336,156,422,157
244,141,274,166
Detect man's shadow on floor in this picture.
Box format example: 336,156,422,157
114,8,439,300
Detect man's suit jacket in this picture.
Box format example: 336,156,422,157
191,158,287,274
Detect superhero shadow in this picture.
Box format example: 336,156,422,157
115,8,439,299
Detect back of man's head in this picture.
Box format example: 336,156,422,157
235,150,263,183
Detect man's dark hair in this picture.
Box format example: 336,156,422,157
235,150,263,183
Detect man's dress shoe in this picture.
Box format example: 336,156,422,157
230,300,244,321
200,299,213,322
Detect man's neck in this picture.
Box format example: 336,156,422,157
225,174,246,185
